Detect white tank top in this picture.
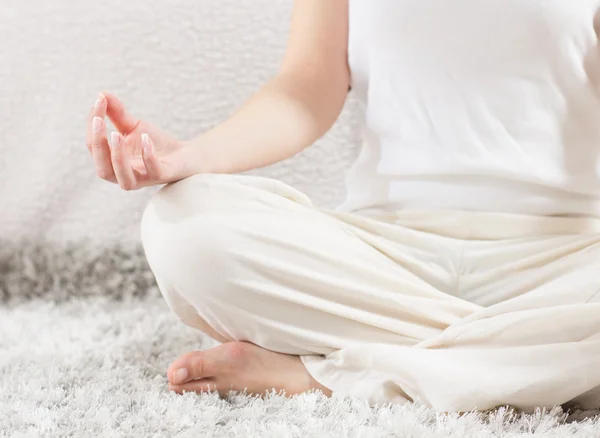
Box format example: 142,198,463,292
340,0,600,218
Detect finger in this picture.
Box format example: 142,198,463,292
91,116,117,183
103,91,140,135
140,133,163,181
86,93,107,154
594,9,600,39
110,132,137,190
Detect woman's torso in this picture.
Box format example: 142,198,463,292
341,0,600,217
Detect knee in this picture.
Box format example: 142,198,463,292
141,173,235,245
140,175,241,302
141,173,222,228
141,176,227,271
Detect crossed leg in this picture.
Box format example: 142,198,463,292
140,173,600,412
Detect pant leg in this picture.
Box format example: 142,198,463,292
140,173,476,403
310,209,600,411
307,210,600,411
303,258,600,412
454,229,600,410
140,173,600,412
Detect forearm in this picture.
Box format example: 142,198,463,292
186,71,348,174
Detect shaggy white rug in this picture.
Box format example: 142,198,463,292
1,241,599,437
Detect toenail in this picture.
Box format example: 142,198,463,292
173,368,188,384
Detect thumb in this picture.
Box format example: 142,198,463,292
102,91,140,134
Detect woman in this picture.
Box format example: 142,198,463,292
85,1,600,412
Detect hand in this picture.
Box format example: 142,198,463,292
85,92,198,190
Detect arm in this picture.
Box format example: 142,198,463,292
86,0,349,190
189,0,350,174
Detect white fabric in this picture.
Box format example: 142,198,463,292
340,0,600,217
141,173,600,412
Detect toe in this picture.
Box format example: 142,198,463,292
167,343,250,385
167,350,206,385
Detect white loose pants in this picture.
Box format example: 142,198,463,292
140,173,600,412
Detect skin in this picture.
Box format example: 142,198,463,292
86,0,349,397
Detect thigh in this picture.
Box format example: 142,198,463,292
421,233,600,349
141,173,478,355
460,233,600,307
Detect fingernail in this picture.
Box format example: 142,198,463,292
94,93,105,108
141,133,150,154
92,117,103,133
173,368,188,384
110,132,120,149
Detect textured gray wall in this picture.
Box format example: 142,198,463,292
0,0,362,246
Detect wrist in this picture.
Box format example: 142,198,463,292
180,135,217,175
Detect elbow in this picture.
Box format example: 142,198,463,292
273,64,350,138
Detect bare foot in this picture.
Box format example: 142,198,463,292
166,341,332,397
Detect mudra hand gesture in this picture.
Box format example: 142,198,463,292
85,92,198,190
